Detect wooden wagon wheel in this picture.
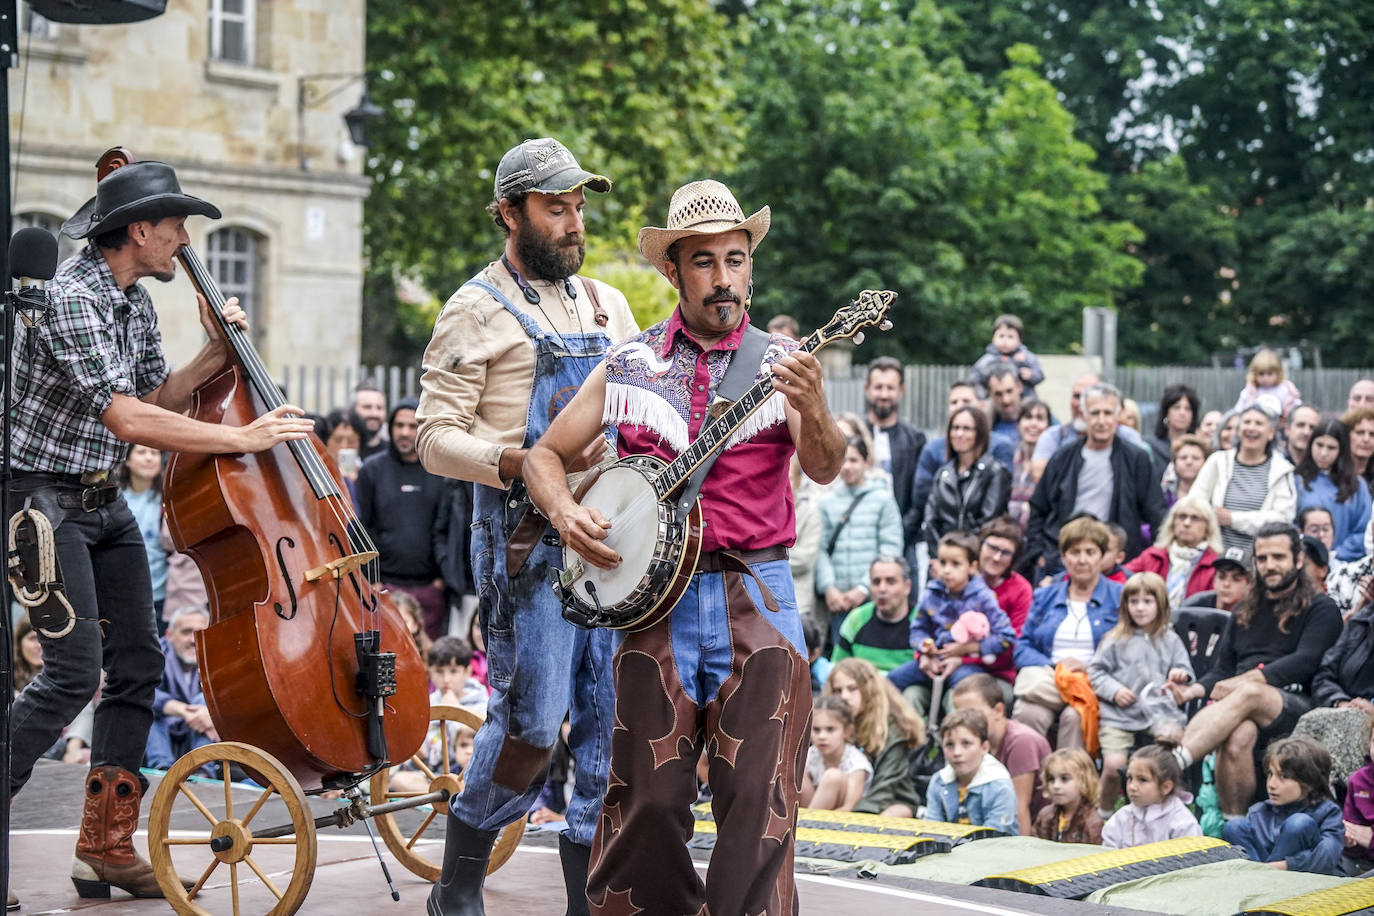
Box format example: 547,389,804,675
148,741,317,916
369,704,524,880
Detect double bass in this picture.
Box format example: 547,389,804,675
95,150,428,792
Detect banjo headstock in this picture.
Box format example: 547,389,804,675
813,289,897,349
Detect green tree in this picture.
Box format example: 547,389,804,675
362,0,743,365
735,1,1140,362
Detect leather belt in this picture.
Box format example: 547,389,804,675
13,468,117,487
56,484,120,512
695,545,788,572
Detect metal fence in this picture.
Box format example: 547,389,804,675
281,362,1374,430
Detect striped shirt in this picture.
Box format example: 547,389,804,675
1221,455,1272,551
9,244,169,473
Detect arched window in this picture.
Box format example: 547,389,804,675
206,227,266,339
17,212,80,263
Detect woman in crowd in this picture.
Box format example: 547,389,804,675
1148,384,1201,471
118,444,169,623
1162,434,1210,506
920,406,1010,553
978,517,1035,636
1012,517,1123,749
1124,496,1222,608
1212,410,1241,453
1297,602,1374,786
1009,398,1051,532
1197,410,1223,445
1120,399,1143,432
14,618,43,694
314,408,369,499
1342,408,1374,493
825,658,926,817
1296,418,1371,563
817,436,903,646
789,454,823,624
1191,404,1297,553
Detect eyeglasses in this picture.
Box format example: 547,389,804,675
1174,513,1205,523
982,543,1015,559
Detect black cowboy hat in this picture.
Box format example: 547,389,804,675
61,160,221,239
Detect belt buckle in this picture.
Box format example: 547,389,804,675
79,486,104,512
79,469,111,486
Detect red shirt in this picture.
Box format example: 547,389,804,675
606,309,797,553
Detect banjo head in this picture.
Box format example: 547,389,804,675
563,461,665,608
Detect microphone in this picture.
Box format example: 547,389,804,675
9,228,59,329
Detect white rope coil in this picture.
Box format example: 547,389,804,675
8,508,75,638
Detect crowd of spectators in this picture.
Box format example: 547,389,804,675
21,321,1374,871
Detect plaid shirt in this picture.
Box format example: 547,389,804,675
9,243,169,473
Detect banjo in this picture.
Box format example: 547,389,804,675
552,289,897,631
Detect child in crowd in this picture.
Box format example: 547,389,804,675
970,314,1045,394
390,590,433,660
802,695,873,811
803,615,832,695
1089,572,1194,809
1211,546,1254,612
890,532,1015,715
1234,348,1301,419
426,636,488,711
925,708,1018,833
1102,745,1201,848
465,611,489,688
1223,736,1344,874
1100,524,1130,583
1034,748,1104,844
1341,730,1374,872
826,659,926,816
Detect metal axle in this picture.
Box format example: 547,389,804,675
209,787,450,852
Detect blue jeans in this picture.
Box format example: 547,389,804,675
1224,812,1318,864
145,718,216,776
887,659,984,691
8,480,163,794
450,493,614,847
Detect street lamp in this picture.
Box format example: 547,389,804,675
297,73,384,170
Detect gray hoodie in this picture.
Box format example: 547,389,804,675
1089,630,1194,733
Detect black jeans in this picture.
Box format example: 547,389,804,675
8,479,162,795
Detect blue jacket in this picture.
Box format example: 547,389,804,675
1296,471,1371,562
1234,798,1344,875
816,476,903,593
1014,576,1121,669
925,753,1018,833
910,574,1015,660
153,636,205,740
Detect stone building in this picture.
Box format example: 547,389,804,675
12,0,370,372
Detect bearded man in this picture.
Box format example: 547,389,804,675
416,138,639,916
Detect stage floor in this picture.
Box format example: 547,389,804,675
7,760,1137,915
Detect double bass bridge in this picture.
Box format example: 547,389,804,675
304,551,379,584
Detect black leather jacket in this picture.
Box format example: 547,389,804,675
919,454,1011,552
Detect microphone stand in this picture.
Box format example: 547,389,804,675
0,1,18,909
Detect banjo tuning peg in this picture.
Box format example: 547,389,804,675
852,332,865,346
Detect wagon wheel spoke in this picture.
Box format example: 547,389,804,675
406,809,438,849
188,858,220,899
223,768,233,820
241,785,276,827
229,861,240,916
244,855,284,901
178,782,220,827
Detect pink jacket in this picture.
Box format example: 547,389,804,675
1101,794,1201,848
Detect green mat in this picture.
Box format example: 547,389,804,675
1083,859,1352,914
830,835,1104,886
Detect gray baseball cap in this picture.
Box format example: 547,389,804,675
494,138,611,199
1213,545,1253,573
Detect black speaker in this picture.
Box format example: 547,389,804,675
28,0,166,24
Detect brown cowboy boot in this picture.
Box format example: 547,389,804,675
70,765,190,898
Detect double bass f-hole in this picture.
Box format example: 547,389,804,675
274,536,299,621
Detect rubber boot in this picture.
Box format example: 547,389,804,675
426,814,499,916
70,766,192,898
558,833,591,916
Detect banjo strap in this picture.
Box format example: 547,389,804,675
676,324,774,512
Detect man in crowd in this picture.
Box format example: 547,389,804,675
1031,372,1145,481
766,313,800,340
355,398,451,640
833,556,914,671
417,137,638,915
864,356,925,558
985,364,1023,441
1284,404,1321,467
526,178,844,914
144,606,215,772
951,673,1051,835
1025,382,1165,576
1168,523,1342,816
1349,379,1374,412
353,380,389,459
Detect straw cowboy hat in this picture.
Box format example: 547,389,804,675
63,160,220,239
638,180,770,277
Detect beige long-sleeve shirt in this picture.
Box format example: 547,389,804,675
416,261,638,489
